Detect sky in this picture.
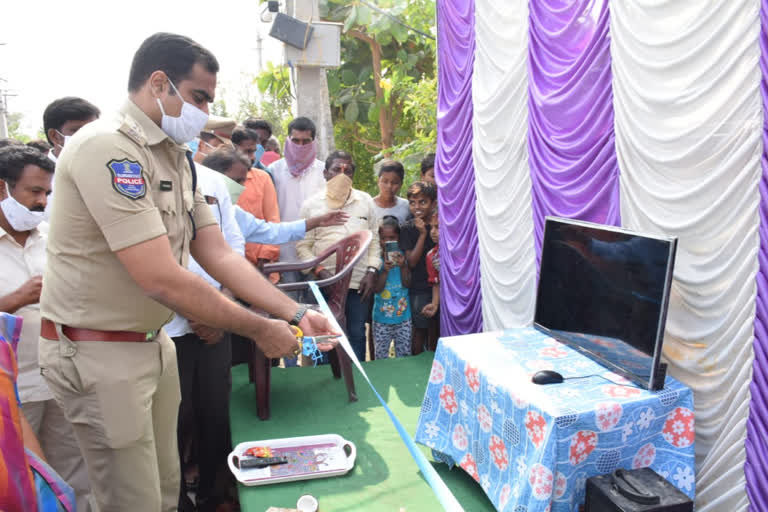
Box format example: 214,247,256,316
1,0,285,138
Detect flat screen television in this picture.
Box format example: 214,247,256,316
533,217,677,390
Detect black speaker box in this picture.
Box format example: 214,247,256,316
584,468,693,512
269,12,314,49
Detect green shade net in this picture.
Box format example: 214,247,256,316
230,353,495,511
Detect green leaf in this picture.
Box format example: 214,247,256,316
345,101,360,123
341,69,357,85
377,31,392,46
368,103,380,123
357,5,372,25
257,74,272,93
358,65,373,82
344,4,358,32
392,23,409,44
327,74,342,94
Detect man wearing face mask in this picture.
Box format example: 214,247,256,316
38,32,339,512
41,97,100,220
268,117,327,281
296,151,382,362
243,118,273,170
0,146,93,511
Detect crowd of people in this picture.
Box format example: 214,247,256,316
0,31,440,512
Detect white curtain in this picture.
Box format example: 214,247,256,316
472,0,537,331
611,0,762,509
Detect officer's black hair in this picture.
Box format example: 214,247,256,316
287,117,316,139
243,118,273,138
202,146,251,176
325,150,356,174
128,33,219,93
0,146,55,188
378,159,405,181
420,152,436,176
231,127,261,146
42,97,101,145
27,140,52,153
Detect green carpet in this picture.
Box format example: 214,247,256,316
230,353,495,512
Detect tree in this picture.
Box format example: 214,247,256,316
253,0,437,195
321,0,437,194
6,112,32,143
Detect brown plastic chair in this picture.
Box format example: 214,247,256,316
248,230,373,420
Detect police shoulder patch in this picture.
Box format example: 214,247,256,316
107,159,146,199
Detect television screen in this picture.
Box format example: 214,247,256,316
534,217,677,390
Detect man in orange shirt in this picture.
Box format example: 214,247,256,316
237,165,281,277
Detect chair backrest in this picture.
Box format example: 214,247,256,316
270,231,373,327
324,231,373,325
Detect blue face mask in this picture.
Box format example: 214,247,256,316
252,143,265,166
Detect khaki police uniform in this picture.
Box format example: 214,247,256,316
38,99,217,512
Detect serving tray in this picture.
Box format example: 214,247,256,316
228,433,356,486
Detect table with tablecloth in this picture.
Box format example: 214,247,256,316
414,327,695,512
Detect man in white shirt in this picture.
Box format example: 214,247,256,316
296,151,382,362
268,117,327,275
164,157,245,512
42,97,100,219
0,146,91,510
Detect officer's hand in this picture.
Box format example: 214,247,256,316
298,309,340,352
315,269,334,281
254,318,300,358
14,276,43,308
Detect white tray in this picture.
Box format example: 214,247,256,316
228,433,356,487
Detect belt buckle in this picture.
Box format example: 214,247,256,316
145,330,158,341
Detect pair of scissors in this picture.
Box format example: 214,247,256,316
289,326,336,363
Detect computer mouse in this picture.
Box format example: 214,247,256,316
532,370,564,385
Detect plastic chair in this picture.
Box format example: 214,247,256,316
248,231,373,420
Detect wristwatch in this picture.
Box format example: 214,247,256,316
290,304,309,326
366,266,378,275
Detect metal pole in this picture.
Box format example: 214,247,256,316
0,43,7,138
0,92,8,139
293,0,335,158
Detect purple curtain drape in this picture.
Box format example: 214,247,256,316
745,1,768,509
435,0,483,336
527,0,620,260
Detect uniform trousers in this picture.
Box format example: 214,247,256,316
22,398,93,511
39,327,181,512
173,332,232,510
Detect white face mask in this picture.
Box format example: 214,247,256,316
1,183,45,231
156,78,209,144
55,130,71,149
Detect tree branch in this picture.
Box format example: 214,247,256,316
348,29,394,148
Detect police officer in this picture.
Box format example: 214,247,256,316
38,32,337,512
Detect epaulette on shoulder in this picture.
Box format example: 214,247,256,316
117,114,147,146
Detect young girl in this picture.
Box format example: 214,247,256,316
372,216,413,359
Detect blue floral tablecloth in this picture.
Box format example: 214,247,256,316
414,328,695,512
